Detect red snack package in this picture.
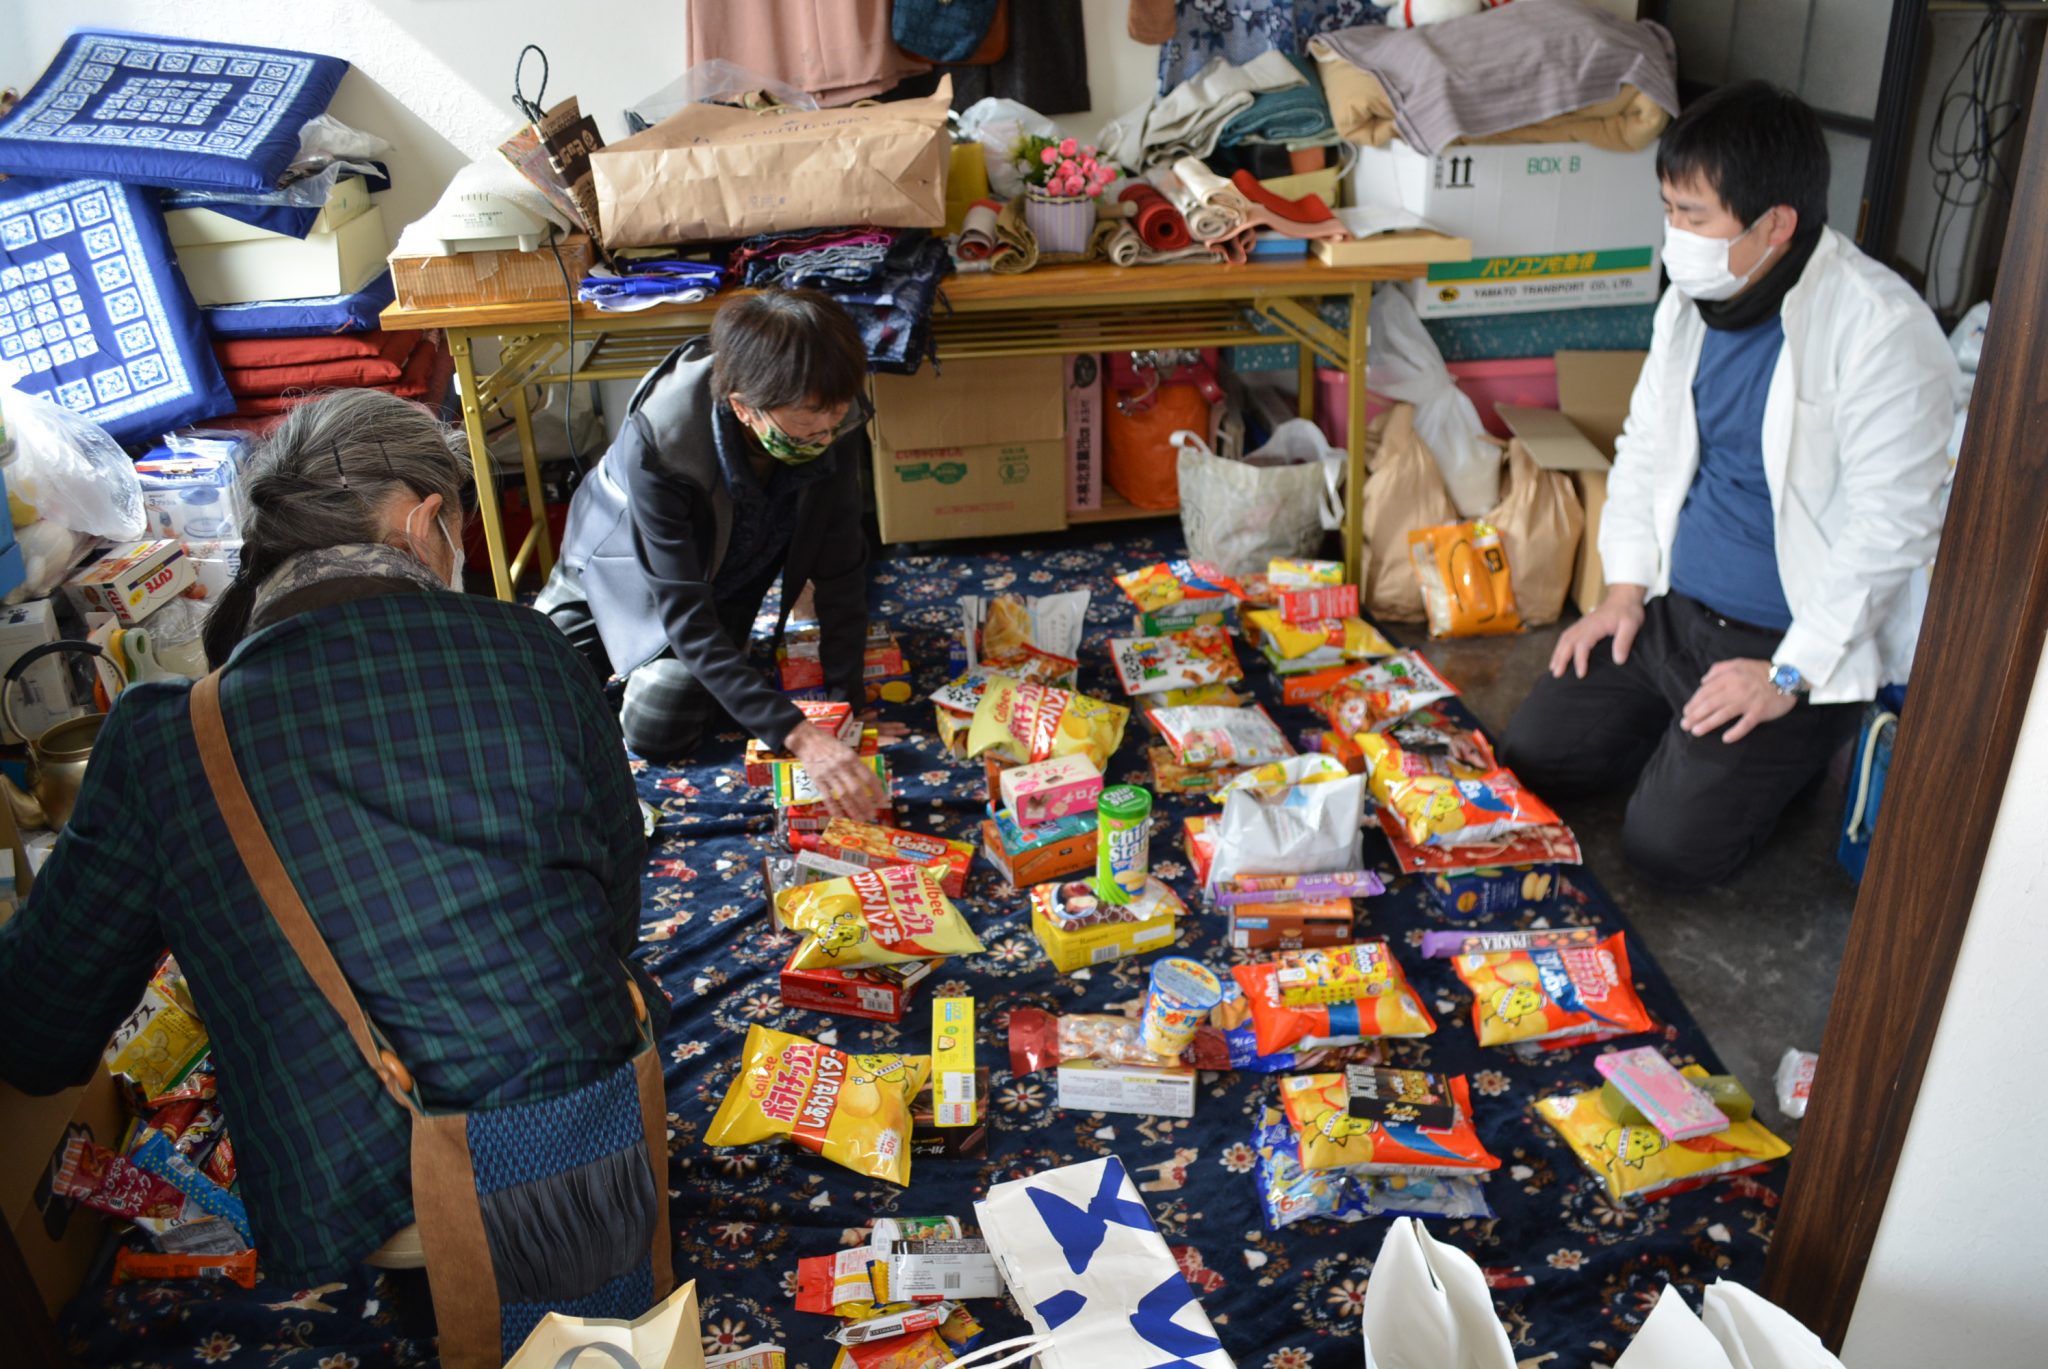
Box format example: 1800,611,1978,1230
1231,945,1437,1057
1453,931,1656,1049
51,1137,187,1223
112,1248,259,1290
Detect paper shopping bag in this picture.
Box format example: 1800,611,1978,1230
502,1280,706,1369
1484,438,1584,628
1361,405,1459,624
589,80,952,248
973,1156,1236,1369
1358,1219,1514,1369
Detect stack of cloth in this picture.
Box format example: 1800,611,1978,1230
577,258,726,312
1216,55,1337,153
1309,0,1679,155
200,282,453,434
1099,50,1308,172
731,227,954,374
1148,157,1348,262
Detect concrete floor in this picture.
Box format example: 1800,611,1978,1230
1430,624,1856,1133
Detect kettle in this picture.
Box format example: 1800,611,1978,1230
1,640,125,832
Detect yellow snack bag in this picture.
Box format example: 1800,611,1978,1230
1408,521,1523,638
706,1026,928,1186
1536,1066,1791,1202
778,866,985,971
966,674,1129,770
1244,610,1397,662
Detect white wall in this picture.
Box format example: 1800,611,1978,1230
1840,633,2048,1367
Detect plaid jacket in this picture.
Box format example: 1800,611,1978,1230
0,589,659,1281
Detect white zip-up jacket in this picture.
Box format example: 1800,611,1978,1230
1598,227,1960,704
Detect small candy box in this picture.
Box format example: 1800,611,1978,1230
1346,1065,1457,1130
1276,582,1359,625
800,818,975,899
981,807,1097,890
66,540,197,628
1275,942,1403,1008
1227,901,1354,952
998,754,1103,827
1268,557,1345,589
1594,1046,1730,1141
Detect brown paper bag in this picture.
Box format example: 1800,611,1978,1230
1361,403,1459,623
502,1280,704,1369
1486,438,1585,627
590,79,952,248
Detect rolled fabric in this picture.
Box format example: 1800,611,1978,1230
957,197,1003,261
1205,227,1257,264
1117,182,1193,251
1095,219,1144,267
991,195,1040,275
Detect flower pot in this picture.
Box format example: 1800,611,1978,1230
1024,188,1097,256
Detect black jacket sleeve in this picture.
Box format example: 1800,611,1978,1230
807,444,871,708
622,417,806,749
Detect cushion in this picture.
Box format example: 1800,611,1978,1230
0,175,233,445
0,30,348,194
202,271,393,339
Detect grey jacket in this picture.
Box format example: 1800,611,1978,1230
557,339,869,745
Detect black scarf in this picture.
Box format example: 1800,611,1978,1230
1696,224,1825,331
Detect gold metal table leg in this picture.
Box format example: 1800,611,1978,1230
507,379,555,579
1344,286,1371,586
449,331,514,601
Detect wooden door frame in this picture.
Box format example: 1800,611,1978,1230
1760,41,2048,1349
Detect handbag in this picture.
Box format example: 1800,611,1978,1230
189,673,673,1369
1837,684,1905,881
893,0,1007,63
1171,428,1331,579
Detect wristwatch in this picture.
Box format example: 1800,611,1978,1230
1768,662,1808,698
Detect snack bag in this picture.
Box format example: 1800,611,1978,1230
778,867,985,971
1147,703,1294,769
1232,944,1436,1057
1242,610,1396,662
1156,682,1248,708
1409,520,1523,638
1114,559,1243,613
1375,704,1498,777
1008,1009,1182,1073
965,590,1088,688
1107,625,1243,696
1252,1106,1371,1229
966,674,1129,770
1318,651,1459,735
706,1026,929,1186
1362,740,1562,849
1537,1066,1791,1202
1281,1070,1500,1175
1453,932,1655,1049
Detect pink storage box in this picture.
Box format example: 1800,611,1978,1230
999,755,1104,828
1313,358,1560,449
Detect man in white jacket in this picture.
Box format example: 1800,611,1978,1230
1499,82,1958,889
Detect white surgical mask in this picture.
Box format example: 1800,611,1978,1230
408,503,465,591
1662,216,1765,302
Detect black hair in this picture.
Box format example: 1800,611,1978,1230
709,288,868,412
1656,80,1830,230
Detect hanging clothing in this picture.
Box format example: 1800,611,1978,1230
687,0,931,107
944,0,1093,116
1157,0,1377,91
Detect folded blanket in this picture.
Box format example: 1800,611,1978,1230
1310,0,1677,156
233,337,452,414
1100,49,1305,171
1318,61,1670,153
215,329,414,370
1218,55,1334,147
223,331,427,395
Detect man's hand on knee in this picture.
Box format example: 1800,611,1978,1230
1550,584,1647,679
1681,658,1797,742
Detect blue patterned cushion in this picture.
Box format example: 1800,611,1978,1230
0,30,348,194
0,175,230,444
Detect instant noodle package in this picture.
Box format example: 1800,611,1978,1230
1279,1069,1501,1176
1317,651,1459,735
1107,625,1243,697
776,866,986,971
706,1025,929,1186
1537,1066,1790,1202
1453,931,1655,1049
1231,943,1436,1057
966,674,1129,771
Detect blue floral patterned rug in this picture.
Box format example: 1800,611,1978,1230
63,526,1779,1369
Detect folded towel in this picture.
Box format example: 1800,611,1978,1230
1218,55,1335,147
1118,183,1193,251
1149,163,1245,243
1100,49,1306,171
1171,157,1349,243
991,196,1040,275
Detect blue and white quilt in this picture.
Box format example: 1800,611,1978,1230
0,176,231,445
0,30,348,194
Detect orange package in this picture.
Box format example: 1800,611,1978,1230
1280,1070,1501,1175
1232,943,1437,1057
1408,520,1522,638
1453,931,1655,1049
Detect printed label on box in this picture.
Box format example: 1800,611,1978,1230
1056,1061,1197,1118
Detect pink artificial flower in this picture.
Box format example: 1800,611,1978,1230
1059,137,1078,157
1040,146,1058,165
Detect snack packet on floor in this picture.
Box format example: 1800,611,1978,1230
1281,1069,1501,1176
1242,610,1396,662
1232,943,1436,1056
778,867,985,971
1409,520,1523,638
1318,650,1459,735
1362,738,1562,849
1007,1008,1182,1074
963,590,1089,688
1453,931,1655,1049
1252,1106,1372,1229
1376,703,1498,777
1114,559,1244,613
1776,1048,1818,1119
967,674,1129,770
1148,702,1294,769
706,1025,928,1186
1378,808,1583,876
1537,1066,1791,1202
1108,625,1243,697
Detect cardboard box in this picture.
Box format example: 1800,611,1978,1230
797,819,974,899
1055,1059,1197,1119
182,540,243,605
165,176,373,247
178,204,389,307
999,755,1103,828
64,540,195,627
982,808,1097,890
134,448,243,543
931,997,976,1127
779,949,939,1022
871,355,1067,543
1065,354,1104,514
1427,864,1563,919
1345,141,1662,317
1497,350,1647,613
910,1067,991,1159
1031,878,1182,974
1,1065,126,1314
1227,899,1356,952
388,233,598,311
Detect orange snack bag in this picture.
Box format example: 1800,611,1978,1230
1408,520,1522,638
1232,943,1437,1056
1280,1071,1500,1175
1453,931,1655,1049
777,866,985,971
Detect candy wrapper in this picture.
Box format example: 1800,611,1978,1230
1274,582,1360,625
706,1025,929,1186
1275,943,1414,1007
1029,876,1180,933
778,867,984,971
966,675,1129,771
1376,704,1498,777
1155,683,1248,708
1776,1048,1818,1120
106,981,211,1103
1147,703,1294,770
799,820,976,899
127,1129,252,1246
1280,1069,1501,1176
1214,871,1385,906
51,1136,187,1223
1410,520,1522,638
1537,1066,1791,1202
834,1301,959,1346
1268,557,1344,588
961,591,1089,688
1114,559,1243,614
1318,651,1459,736
1453,932,1655,1049
1107,625,1243,698
1232,944,1436,1056
1420,926,1602,960
1242,610,1395,662
1363,742,1562,849
1149,745,1242,797
1008,1009,1183,1075
112,1248,258,1289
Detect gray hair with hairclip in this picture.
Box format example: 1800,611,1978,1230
202,389,471,664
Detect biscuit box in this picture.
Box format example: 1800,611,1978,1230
778,949,941,1022
776,794,895,848
998,754,1103,827
797,819,975,899
744,704,868,786
1427,864,1563,919
1030,877,1183,973
64,541,196,628
1183,815,1216,890
768,752,890,807
1055,1059,1197,1118
1227,900,1355,952
981,808,1098,890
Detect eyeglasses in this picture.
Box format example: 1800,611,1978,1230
764,392,874,446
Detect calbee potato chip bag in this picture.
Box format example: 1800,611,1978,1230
1243,610,1396,662
706,1026,930,1186
778,866,985,971
1232,943,1436,1057
1360,734,1562,848
1280,1071,1500,1175
1537,1066,1789,1202
1453,931,1655,1049
1318,651,1458,735
966,674,1130,770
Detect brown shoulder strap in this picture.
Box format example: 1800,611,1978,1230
189,672,421,1116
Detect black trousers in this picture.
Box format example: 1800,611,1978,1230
1498,593,1860,890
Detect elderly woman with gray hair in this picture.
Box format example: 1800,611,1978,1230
0,390,670,1350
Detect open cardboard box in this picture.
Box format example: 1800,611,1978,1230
870,355,1067,543
1497,350,1647,614
1,1065,126,1316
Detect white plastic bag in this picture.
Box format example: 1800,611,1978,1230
959,97,1060,200
1208,757,1364,889
1367,285,1499,516
0,386,146,539
1616,1281,1843,1369
1358,1218,1515,1369
1948,300,1989,374
1173,428,1331,579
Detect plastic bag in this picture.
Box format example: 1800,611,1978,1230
1208,764,1367,892
1281,1071,1497,1175
1453,932,1655,1049
1775,1048,1817,1119
1409,519,1522,638
626,59,820,133
0,386,146,538
777,866,984,970
1148,703,1294,769
1948,300,1989,374
1485,440,1583,628
1360,405,1459,623
959,97,1059,200
1108,625,1242,696
1538,1067,1790,1203
706,1026,927,1186
1173,427,1332,579
1367,284,1499,515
